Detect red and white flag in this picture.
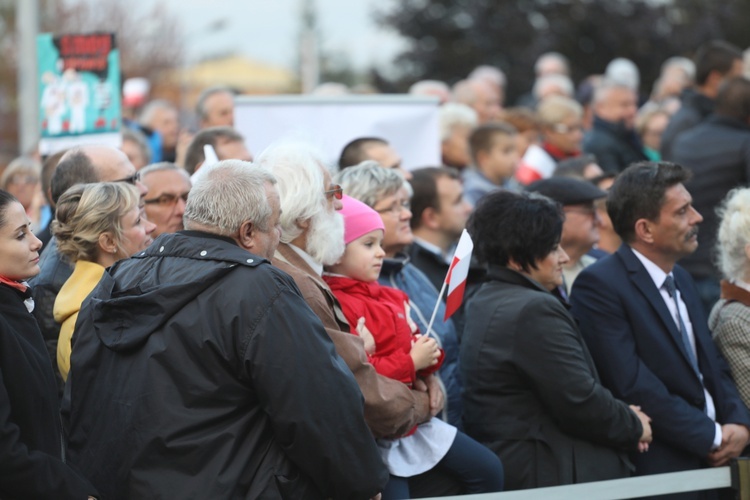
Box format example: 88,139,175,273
444,229,474,320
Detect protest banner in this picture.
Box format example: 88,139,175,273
37,32,121,154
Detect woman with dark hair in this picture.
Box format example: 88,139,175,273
460,190,651,491
0,190,97,499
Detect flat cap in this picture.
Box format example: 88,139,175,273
526,176,607,205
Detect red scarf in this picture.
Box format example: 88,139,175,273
542,142,580,161
0,276,28,293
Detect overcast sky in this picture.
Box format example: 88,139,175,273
156,0,407,72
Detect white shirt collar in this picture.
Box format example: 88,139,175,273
733,278,750,294
631,247,671,289
289,244,324,276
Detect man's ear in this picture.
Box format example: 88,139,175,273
421,206,441,230
634,218,655,244
237,220,255,250
297,217,310,231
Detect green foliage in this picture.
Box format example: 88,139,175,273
377,0,750,102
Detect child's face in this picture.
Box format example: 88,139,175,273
481,134,519,182
329,229,386,282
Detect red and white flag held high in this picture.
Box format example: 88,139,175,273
444,229,474,320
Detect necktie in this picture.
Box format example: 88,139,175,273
663,274,700,376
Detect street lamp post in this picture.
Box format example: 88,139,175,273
17,0,39,155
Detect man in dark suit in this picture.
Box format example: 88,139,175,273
571,162,750,496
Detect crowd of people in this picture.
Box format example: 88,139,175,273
3,38,750,499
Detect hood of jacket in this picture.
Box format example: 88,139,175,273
86,230,266,353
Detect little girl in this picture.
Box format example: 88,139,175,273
324,195,504,499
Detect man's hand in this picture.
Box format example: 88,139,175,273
707,424,750,467
629,405,652,452
415,374,444,417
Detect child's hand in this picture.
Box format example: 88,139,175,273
410,335,440,371
356,317,376,355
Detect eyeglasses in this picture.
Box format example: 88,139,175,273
375,200,411,216
552,123,584,134
9,175,38,185
144,192,189,206
114,171,141,185
325,184,343,200
564,205,599,218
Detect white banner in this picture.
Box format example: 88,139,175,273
234,95,441,171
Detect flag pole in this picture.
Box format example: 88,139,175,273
426,280,448,335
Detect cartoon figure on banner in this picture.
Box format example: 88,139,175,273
94,79,112,129
40,71,66,135
64,68,89,133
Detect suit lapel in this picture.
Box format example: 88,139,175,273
617,246,701,377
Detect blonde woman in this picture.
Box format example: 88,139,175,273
52,182,155,380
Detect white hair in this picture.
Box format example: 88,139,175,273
593,78,636,105
534,52,570,77
255,141,329,244
335,161,412,208
605,58,640,91
138,99,177,127
184,160,276,235
532,74,575,100
468,65,507,89
305,208,345,266
661,56,696,82
409,79,451,97
716,188,750,280
439,103,478,142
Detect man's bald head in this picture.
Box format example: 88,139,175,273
51,145,139,204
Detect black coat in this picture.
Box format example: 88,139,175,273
661,89,715,161
673,115,750,280
63,231,388,500
460,266,642,490
582,116,649,173
0,283,96,499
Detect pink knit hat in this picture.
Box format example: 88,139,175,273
340,195,385,244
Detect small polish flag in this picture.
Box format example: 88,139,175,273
444,229,474,320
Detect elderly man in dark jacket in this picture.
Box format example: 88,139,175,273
672,77,750,315
63,160,388,499
583,79,648,173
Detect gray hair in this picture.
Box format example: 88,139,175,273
409,79,451,97
716,187,750,280
138,99,177,127
121,128,152,165
184,160,276,235
335,161,411,208
533,74,575,100
605,58,640,91
468,65,507,88
1,156,41,189
535,52,570,76
439,103,478,142
195,86,234,120
255,142,328,243
140,162,190,181
593,78,636,105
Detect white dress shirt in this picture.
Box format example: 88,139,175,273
632,248,722,449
